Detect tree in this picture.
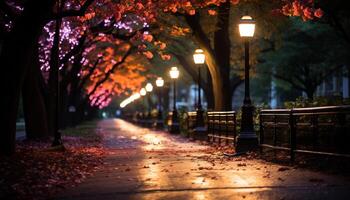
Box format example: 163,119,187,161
258,19,346,100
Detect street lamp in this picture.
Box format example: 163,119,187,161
145,83,153,127
236,15,258,152
193,49,206,132
169,67,180,133
140,88,147,126
140,88,147,96
145,83,153,92
155,77,164,129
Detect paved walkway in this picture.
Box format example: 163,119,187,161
57,119,350,200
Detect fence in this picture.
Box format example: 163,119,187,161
207,111,237,144
185,111,197,137
260,105,350,161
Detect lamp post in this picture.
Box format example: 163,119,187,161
155,77,164,129
145,83,153,127
236,15,258,152
193,49,206,133
140,88,147,126
169,67,180,133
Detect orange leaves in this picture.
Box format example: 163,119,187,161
142,33,153,43
154,41,167,50
143,51,154,59
170,25,191,36
282,0,323,21
208,9,217,15
230,0,239,5
188,9,196,15
78,12,96,22
161,53,171,61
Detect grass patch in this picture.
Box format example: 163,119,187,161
61,120,100,138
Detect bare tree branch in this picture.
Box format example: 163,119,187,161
54,0,95,19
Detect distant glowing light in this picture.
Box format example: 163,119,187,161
145,83,153,92
140,88,147,96
169,67,179,79
156,77,164,87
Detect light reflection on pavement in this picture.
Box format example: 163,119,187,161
58,119,350,200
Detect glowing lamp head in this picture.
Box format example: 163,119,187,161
156,77,164,87
239,15,255,37
145,83,153,92
140,88,147,96
169,66,179,79
193,49,205,64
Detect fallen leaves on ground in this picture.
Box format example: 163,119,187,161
0,135,107,200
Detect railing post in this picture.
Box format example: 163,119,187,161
225,113,229,145
312,114,319,150
207,113,211,142
186,113,190,138
259,112,264,154
234,112,237,145
336,112,346,152
218,113,221,144
289,109,296,162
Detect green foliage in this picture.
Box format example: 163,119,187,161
256,17,349,101
61,120,100,140
177,107,189,136
284,96,350,108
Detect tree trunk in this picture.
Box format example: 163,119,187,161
214,1,232,110
185,2,234,111
0,0,54,155
306,88,315,100
173,53,214,110
348,65,350,97
230,78,244,108
205,70,214,110
22,43,49,139
186,15,225,111
47,10,62,136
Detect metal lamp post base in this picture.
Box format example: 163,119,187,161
170,110,179,134
193,126,207,140
235,132,258,153
194,108,206,139
236,103,258,153
155,111,164,130
155,120,164,129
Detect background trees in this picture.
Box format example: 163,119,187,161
0,0,330,154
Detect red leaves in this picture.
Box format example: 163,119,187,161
314,8,324,18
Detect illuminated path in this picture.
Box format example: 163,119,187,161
57,119,350,200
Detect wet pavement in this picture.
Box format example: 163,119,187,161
57,119,350,200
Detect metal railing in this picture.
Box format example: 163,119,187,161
185,111,197,137
207,111,237,145
260,105,350,161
